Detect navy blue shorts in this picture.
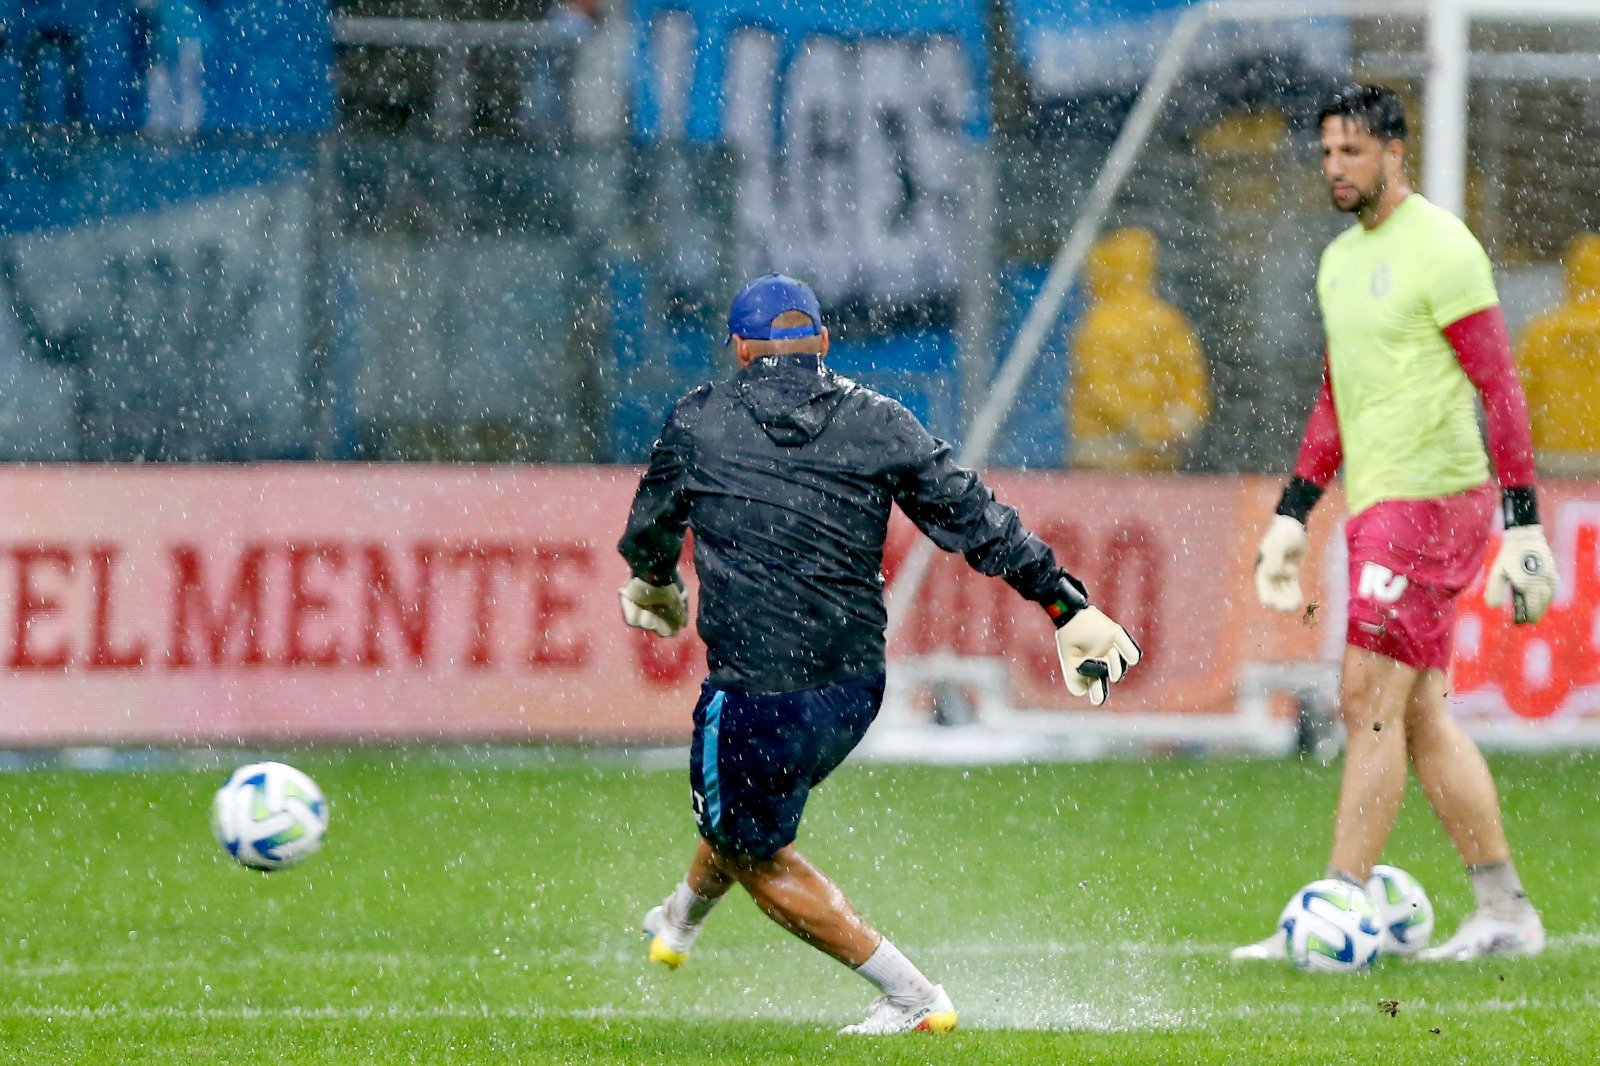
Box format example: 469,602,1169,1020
689,673,884,861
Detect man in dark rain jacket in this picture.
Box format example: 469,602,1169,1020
617,272,1140,1036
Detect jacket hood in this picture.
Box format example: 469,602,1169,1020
1566,234,1600,305
735,354,847,446
1086,226,1157,301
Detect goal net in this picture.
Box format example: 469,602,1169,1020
871,0,1600,762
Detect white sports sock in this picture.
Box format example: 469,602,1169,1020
1324,865,1364,887
665,881,719,929
1468,860,1534,921
854,938,936,1006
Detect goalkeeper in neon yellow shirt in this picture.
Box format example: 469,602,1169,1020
1238,85,1559,963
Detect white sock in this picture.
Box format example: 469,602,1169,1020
1324,864,1364,887
1468,861,1534,921
854,938,936,1006
664,881,719,929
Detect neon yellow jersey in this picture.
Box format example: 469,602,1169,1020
1317,194,1497,515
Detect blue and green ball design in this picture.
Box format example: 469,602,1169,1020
1366,864,1435,956
212,762,329,871
1278,878,1383,973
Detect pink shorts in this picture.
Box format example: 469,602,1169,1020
1345,483,1495,671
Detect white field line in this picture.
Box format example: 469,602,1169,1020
937,931,1600,958
1,993,1597,1030
8,931,1598,980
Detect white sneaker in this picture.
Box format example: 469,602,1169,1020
839,984,958,1035
641,903,699,971
1417,910,1545,962
1230,928,1288,962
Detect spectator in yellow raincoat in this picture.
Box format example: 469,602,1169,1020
1518,233,1600,477
1068,226,1210,471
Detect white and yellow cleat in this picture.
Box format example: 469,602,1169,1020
1230,928,1288,962
839,985,958,1036
641,904,694,971
1417,910,1545,962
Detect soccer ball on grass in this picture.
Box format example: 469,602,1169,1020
1278,878,1382,973
212,761,329,871
1366,864,1434,956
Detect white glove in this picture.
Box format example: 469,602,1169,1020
1055,606,1142,707
1485,525,1558,625
1255,514,1309,613
618,577,689,637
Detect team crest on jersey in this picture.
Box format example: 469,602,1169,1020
1370,263,1392,299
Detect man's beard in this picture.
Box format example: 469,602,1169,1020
1333,175,1385,215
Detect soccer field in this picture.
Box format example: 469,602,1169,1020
3,750,1596,1063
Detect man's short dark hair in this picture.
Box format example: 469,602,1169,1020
1318,83,1407,142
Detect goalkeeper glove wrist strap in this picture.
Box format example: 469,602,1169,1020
1501,485,1539,529
1042,572,1090,628
1274,476,1324,524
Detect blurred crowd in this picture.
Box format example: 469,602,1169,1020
1,1,1596,477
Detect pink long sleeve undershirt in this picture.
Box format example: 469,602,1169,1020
1291,305,1537,489
1291,355,1342,486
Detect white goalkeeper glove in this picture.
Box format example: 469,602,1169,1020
1255,514,1309,613
1485,525,1558,625
618,576,689,637
1055,607,1142,707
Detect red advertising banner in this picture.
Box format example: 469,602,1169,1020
1450,498,1600,720
0,466,699,745
887,472,1278,716
1,467,1595,746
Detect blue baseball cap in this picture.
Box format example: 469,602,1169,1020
726,272,823,345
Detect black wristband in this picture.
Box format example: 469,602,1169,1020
1275,476,1324,524
1501,486,1539,528
1042,572,1090,628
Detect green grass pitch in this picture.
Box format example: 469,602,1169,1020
3,749,1597,1063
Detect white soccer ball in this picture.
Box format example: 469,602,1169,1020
1278,878,1383,973
211,762,329,871
1366,864,1434,956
